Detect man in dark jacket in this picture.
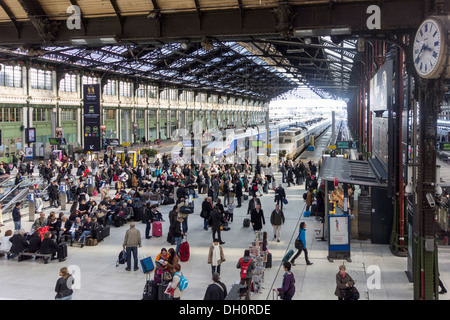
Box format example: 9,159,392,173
49,181,60,208
9,229,28,259
12,202,22,231
250,204,265,232
210,207,225,245
234,179,243,208
247,194,261,215
275,184,287,210
203,272,228,300
270,204,285,242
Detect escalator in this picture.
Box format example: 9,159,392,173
0,175,47,221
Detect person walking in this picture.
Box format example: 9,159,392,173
274,261,295,300
334,264,355,300
55,267,74,300
290,222,312,266
250,203,265,232
203,272,228,300
236,249,255,300
207,239,226,275
270,204,285,242
122,222,142,271
274,184,286,210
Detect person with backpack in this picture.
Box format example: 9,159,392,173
236,249,255,300
204,272,227,300
170,263,187,300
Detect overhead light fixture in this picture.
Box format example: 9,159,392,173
304,37,312,45
71,35,118,46
286,48,305,53
294,27,351,38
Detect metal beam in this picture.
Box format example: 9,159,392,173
0,0,429,46
0,0,20,37
108,0,123,34
17,0,59,43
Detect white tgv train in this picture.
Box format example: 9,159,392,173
279,118,331,159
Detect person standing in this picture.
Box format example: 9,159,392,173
250,203,265,232
122,222,142,271
55,267,74,300
210,207,225,245
270,204,285,242
207,239,226,275
234,178,243,208
236,249,255,300
12,202,22,231
274,261,295,300
203,272,228,300
290,222,312,266
334,264,355,300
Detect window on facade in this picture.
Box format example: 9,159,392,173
103,80,117,96
120,81,132,97
136,86,146,98
33,108,52,122
136,109,145,118
0,64,22,88
60,74,77,92
148,85,158,99
186,91,194,102
82,76,98,85
61,109,76,121
105,109,116,119
160,88,169,100
170,88,178,101
0,107,21,122
30,68,52,90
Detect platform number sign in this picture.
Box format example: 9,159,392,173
83,84,101,152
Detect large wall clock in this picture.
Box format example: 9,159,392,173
413,16,450,79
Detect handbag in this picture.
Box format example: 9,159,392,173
282,198,288,205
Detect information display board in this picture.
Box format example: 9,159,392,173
83,84,101,152
328,214,351,262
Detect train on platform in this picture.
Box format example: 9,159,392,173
204,117,330,161
278,118,331,160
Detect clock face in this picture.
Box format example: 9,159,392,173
413,18,445,78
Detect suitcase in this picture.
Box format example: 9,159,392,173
152,221,163,237
179,239,190,262
143,280,158,300
243,194,249,201
133,207,143,221
282,249,294,263
265,252,272,268
140,256,155,273
114,217,124,227
158,283,173,300
59,243,68,260
97,226,110,241
243,218,250,228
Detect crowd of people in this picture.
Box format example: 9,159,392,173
0,144,336,300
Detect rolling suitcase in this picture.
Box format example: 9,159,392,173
282,249,294,263
179,238,190,262
265,252,272,268
133,207,143,222
158,283,173,300
59,243,68,260
152,221,163,237
143,280,158,300
243,218,250,228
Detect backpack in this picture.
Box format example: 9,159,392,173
175,272,188,291
303,193,307,200
116,250,127,267
240,257,253,279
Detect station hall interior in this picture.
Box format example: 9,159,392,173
0,0,449,301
